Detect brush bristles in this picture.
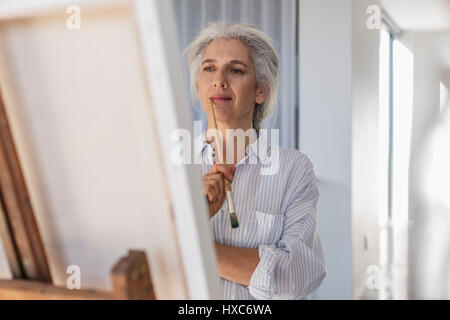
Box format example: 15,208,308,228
230,212,239,229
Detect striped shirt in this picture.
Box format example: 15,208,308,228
194,131,326,300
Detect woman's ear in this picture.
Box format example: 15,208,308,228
255,84,269,104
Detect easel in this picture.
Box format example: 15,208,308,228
0,0,222,299
0,250,155,300
0,89,155,300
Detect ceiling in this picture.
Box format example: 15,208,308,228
381,0,450,31
381,0,450,70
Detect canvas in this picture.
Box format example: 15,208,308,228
0,0,220,299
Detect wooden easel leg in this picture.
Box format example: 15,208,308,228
111,250,156,300
0,90,52,282
0,194,23,278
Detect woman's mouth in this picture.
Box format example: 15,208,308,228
210,96,232,102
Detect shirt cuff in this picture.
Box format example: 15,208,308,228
248,244,278,300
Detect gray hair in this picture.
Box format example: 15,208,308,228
183,22,279,131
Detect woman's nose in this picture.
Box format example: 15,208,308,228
213,72,228,88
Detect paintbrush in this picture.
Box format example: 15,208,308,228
208,98,239,228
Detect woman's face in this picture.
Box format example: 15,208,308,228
197,38,268,128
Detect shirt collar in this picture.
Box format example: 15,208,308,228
193,130,271,165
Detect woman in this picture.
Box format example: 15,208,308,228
185,22,326,299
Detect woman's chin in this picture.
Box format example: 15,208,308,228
213,110,233,123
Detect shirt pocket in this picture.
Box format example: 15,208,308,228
252,210,284,246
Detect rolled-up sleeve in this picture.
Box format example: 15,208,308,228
248,156,326,299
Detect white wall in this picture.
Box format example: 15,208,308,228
351,0,382,300
300,0,450,300
410,32,449,154
409,32,449,227
408,31,450,299
299,0,353,299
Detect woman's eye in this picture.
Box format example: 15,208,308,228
231,68,244,74
203,67,214,71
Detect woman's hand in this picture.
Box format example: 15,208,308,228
203,164,236,218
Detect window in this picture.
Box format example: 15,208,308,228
378,25,414,300
378,27,390,300
440,82,449,114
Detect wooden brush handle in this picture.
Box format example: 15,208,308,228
208,99,238,227
224,179,231,192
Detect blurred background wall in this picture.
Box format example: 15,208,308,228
171,0,450,299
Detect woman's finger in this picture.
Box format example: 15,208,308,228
204,181,219,201
215,173,224,196
208,164,236,181
205,174,225,200
203,173,222,180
